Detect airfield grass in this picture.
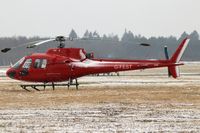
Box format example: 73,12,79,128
0,83,199,109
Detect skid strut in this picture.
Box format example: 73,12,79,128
20,79,79,91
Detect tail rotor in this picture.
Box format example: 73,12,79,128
164,45,171,77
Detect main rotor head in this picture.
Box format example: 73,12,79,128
55,36,66,48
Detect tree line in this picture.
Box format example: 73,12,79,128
0,29,199,66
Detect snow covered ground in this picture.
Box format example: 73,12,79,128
0,103,200,132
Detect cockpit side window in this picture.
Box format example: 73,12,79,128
22,59,32,69
34,59,47,69
12,57,25,69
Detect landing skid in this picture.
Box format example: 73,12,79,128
20,79,79,91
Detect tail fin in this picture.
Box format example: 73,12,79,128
170,38,190,63
168,37,190,78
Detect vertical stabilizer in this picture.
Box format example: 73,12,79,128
168,38,190,78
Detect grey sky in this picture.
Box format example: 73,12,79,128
0,0,199,38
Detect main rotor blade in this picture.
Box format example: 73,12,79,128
140,43,151,47
26,39,55,48
1,48,11,53
1,36,115,53
1,40,45,53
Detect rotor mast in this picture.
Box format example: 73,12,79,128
55,36,66,48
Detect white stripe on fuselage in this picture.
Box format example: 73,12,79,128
71,59,159,68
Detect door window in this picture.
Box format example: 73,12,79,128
34,59,47,69
41,59,47,68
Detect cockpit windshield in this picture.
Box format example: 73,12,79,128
12,57,25,69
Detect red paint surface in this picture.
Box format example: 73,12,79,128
6,38,189,83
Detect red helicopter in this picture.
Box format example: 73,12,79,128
1,36,190,91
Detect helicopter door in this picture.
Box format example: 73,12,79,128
31,59,48,81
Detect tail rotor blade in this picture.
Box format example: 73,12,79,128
164,46,170,60
164,45,171,77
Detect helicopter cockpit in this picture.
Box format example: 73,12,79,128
7,56,48,80
12,57,48,69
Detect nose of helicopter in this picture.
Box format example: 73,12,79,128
6,68,16,79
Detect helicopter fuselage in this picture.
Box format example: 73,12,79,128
6,48,177,83
6,37,189,83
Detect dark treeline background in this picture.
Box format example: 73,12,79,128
0,29,199,66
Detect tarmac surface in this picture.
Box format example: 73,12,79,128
0,63,200,132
